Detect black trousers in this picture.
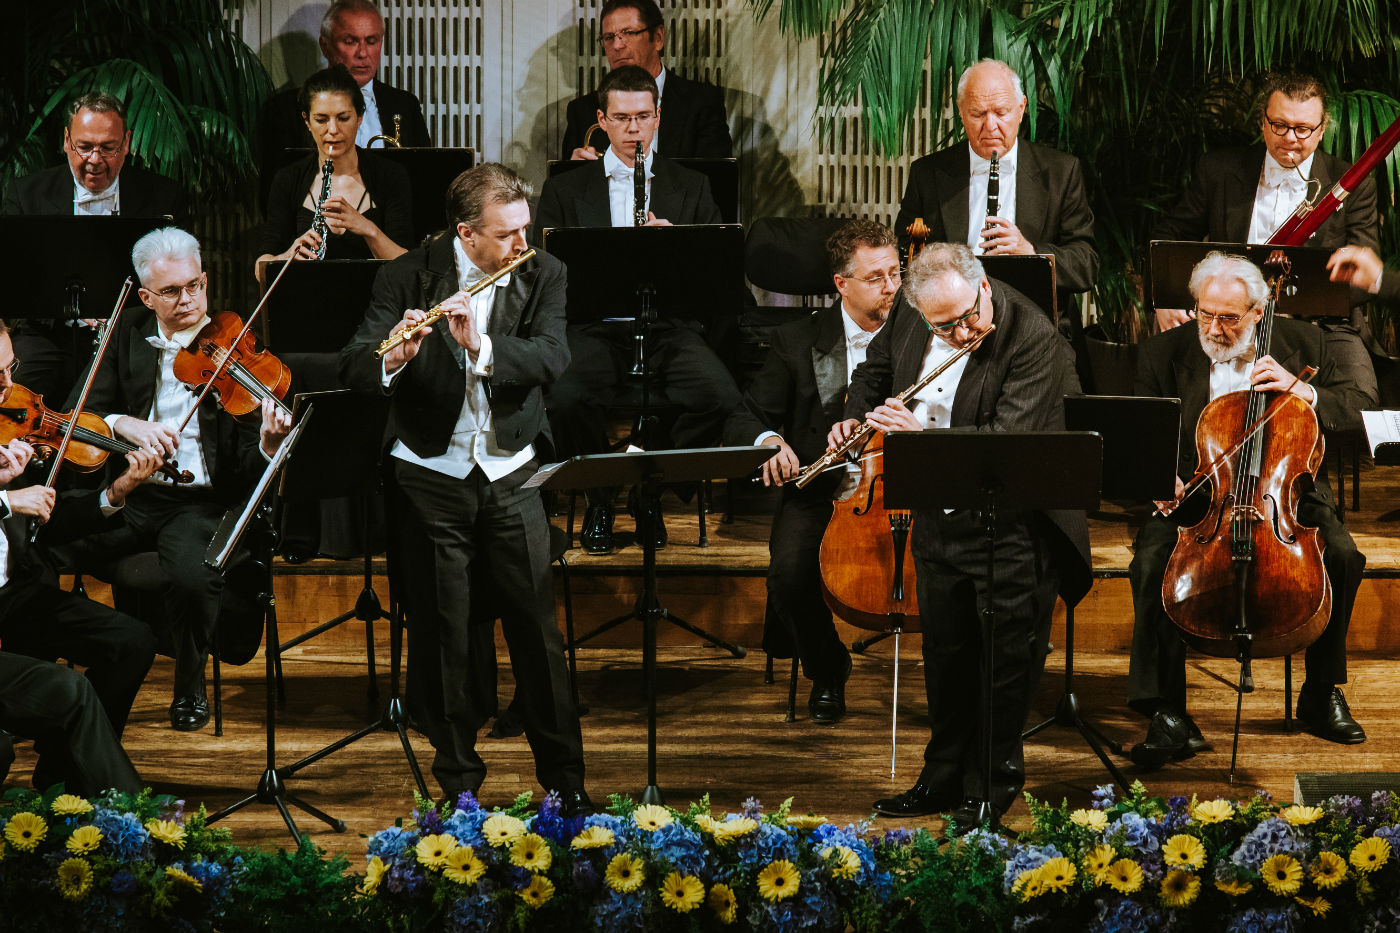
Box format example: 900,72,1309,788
1127,487,1363,716
0,651,142,796
765,487,849,684
547,321,743,460
913,508,1058,811
67,485,227,698
390,458,584,797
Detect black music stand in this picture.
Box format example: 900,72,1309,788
981,254,1058,321
0,216,168,317
272,148,477,241
884,430,1102,829
1148,241,1349,318
547,157,741,223
529,445,775,803
263,259,386,353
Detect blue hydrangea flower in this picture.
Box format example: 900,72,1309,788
386,861,424,895
1114,812,1161,852
1091,784,1117,810
592,890,645,931
1226,904,1301,933
733,821,798,870
443,809,490,850
1231,817,1303,872
91,809,151,862
109,869,137,895
584,812,631,847
649,820,708,877
1372,825,1400,851
572,857,600,892
1089,895,1160,933
367,825,415,860
1325,794,1365,825
447,883,503,933
1002,843,1063,892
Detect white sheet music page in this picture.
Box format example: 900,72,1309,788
1361,410,1400,456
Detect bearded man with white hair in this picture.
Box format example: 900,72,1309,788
1126,250,1369,767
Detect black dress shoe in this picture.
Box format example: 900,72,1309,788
627,489,667,549
580,504,615,555
169,694,210,732
560,788,596,818
1297,686,1366,745
1129,709,1199,770
949,797,1004,836
873,782,961,817
809,654,853,725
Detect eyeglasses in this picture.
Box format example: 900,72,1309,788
846,270,902,288
148,274,207,303
926,293,982,335
605,112,656,127
1194,307,1248,327
71,141,123,159
1264,116,1320,140
599,26,651,45
0,358,19,380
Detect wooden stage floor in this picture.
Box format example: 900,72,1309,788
7,458,1400,858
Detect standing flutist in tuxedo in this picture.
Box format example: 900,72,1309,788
536,65,741,555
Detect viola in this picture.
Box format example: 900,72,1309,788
171,311,292,418
0,383,193,484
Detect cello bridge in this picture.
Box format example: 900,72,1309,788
1229,505,1265,523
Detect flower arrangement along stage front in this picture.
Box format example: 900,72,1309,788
6,780,1400,930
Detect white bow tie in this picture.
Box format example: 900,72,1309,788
849,332,875,350
1263,161,1306,189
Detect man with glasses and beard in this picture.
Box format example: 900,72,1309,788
1125,251,1368,768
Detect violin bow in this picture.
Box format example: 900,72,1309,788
27,277,133,542
1154,365,1319,517
177,255,296,434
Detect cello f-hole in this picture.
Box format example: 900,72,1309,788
1263,493,1297,544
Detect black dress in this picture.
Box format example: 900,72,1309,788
258,149,414,260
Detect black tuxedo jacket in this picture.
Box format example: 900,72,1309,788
81,309,263,503
724,302,848,494
534,152,721,239
1154,143,1379,251
258,79,432,175
562,69,731,160
0,487,112,603
844,280,1092,603
893,140,1099,294
339,234,570,461
1,164,186,225
1135,316,1369,482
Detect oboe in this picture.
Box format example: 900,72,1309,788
311,158,333,260
633,140,647,226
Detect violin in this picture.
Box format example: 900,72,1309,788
171,311,291,418
0,383,193,484
1160,253,1329,668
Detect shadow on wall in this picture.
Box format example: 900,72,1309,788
727,86,806,222
257,4,327,91
505,29,572,201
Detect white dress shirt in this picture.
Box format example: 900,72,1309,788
386,237,534,481
967,142,1018,251
1208,340,1316,407
101,318,213,488
72,172,119,216
357,80,383,149
1246,152,1314,244
653,67,668,155
909,331,970,429
603,146,655,227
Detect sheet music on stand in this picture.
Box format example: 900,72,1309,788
1361,410,1400,464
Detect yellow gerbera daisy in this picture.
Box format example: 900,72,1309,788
713,816,758,845
605,853,645,892
708,882,738,925
786,813,826,831
0,838,6,862
415,832,459,870
1083,844,1117,883
570,825,616,850
1192,799,1234,825
56,857,93,901
1279,805,1324,826
518,874,554,909
660,872,705,912
757,859,800,902
1311,850,1348,889
65,825,102,855
632,804,672,832
482,813,526,847
510,833,552,873
1351,836,1391,873
363,856,387,894
821,845,861,880
145,819,186,849
695,814,722,835
1105,858,1144,894
1038,857,1076,892
51,795,93,817
1069,808,1108,832
1214,877,1253,896
1162,834,1207,870
1295,895,1331,918
1159,869,1201,908
1014,867,1045,899
5,812,48,851
165,866,203,892
1260,854,1303,896
443,846,486,885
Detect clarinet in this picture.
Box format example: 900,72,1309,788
633,141,647,226
311,158,333,260
986,150,1000,222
